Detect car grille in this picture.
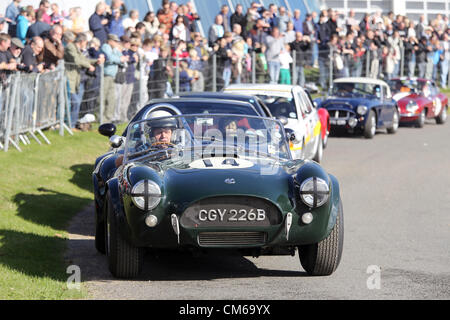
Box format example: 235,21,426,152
328,109,354,119
198,232,267,247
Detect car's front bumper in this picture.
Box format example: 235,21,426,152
399,112,420,122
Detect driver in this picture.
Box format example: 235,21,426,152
146,111,177,150
115,110,177,167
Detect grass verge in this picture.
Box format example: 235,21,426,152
0,124,124,299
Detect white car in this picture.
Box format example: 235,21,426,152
224,84,323,162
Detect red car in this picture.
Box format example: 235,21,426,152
389,78,448,127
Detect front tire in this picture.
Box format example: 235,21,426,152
416,109,426,128
436,106,447,124
106,192,144,278
387,108,399,134
298,201,344,276
364,110,376,139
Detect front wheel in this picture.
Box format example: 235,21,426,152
298,201,344,276
416,109,426,128
364,110,376,139
106,192,144,278
435,106,447,124
387,108,399,134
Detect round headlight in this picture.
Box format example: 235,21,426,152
357,105,368,115
131,180,161,211
406,101,419,112
299,177,330,208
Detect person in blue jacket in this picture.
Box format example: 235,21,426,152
16,7,34,44
89,2,110,44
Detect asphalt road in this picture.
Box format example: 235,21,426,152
66,117,450,300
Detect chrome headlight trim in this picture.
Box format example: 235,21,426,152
357,105,368,115
406,101,419,112
131,180,162,211
299,177,330,208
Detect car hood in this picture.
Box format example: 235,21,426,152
159,158,297,212
321,96,367,109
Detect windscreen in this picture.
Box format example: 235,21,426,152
123,114,290,164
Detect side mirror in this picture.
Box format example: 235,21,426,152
99,123,117,137
109,135,125,149
285,128,300,144
277,116,288,126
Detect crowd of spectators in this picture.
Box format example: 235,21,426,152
1,0,450,129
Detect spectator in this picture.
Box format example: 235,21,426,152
249,19,268,48
172,15,189,42
5,0,21,38
278,7,291,33
267,4,279,30
50,3,64,26
108,9,125,38
16,6,34,45
440,33,449,88
179,60,193,92
230,4,246,38
317,12,330,88
0,33,15,85
142,11,159,39
279,43,292,84
290,32,310,86
292,9,302,36
101,33,128,122
157,2,173,34
265,27,284,84
71,7,87,34
148,46,172,99
123,10,140,30
254,42,268,83
283,22,296,44
89,2,109,44
36,0,51,25
43,24,64,69
115,35,136,122
64,32,99,129
219,5,230,33
21,36,45,73
27,9,51,38
404,36,418,78
208,15,224,47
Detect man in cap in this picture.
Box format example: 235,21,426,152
101,33,129,123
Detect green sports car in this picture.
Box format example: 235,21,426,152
93,113,344,278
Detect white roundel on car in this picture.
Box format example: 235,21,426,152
189,157,254,169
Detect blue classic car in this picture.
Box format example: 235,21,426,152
316,78,399,139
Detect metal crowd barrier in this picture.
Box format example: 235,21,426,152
1,63,71,152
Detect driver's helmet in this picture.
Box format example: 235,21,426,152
146,110,178,144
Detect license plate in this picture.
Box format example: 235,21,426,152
331,119,346,125
198,209,266,223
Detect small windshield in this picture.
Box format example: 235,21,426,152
388,79,425,94
256,95,297,119
123,114,291,164
332,82,381,98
